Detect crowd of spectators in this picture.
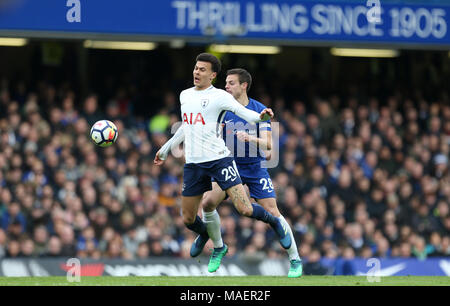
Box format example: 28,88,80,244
0,76,449,273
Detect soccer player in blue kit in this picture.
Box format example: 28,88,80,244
154,54,291,269
196,68,303,277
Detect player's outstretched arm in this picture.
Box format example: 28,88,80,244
224,95,274,123
153,125,185,165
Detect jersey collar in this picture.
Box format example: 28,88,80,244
194,85,214,91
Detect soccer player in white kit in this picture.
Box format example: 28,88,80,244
154,54,291,270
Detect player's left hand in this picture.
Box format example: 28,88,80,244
154,150,166,166
260,108,274,120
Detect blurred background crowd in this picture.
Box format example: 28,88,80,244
0,72,448,273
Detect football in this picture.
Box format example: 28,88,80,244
90,120,118,147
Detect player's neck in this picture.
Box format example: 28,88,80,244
195,84,213,91
236,94,249,106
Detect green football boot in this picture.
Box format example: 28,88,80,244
288,259,303,278
208,244,228,273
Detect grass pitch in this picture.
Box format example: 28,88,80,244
0,276,448,286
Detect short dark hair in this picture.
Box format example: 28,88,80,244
196,53,221,74
226,68,252,92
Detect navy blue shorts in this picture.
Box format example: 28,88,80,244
182,157,242,197
213,162,276,199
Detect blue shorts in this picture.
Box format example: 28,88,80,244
182,157,242,197
212,162,276,199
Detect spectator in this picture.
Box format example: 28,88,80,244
60,225,77,257
45,236,63,257
398,242,412,258
105,235,125,259
60,93,78,126
374,237,391,258
76,226,98,256
340,246,356,275
33,225,49,256
0,229,6,257
411,205,440,237
0,75,448,266
1,202,27,236
160,234,181,256
19,237,35,257
82,94,104,126
5,239,21,258
360,245,374,258
7,219,25,241
122,226,141,257
434,236,450,257
149,240,166,257
344,223,364,252
98,226,116,253
149,108,170,134
412,236,433,260
303,248,329,275
136,241,150,259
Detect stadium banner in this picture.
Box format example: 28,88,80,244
0,257,287,277
324,257,450,276
0,257,449,277
0,0,449,47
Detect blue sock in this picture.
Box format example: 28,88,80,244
185,215,208,237
250,203,277,225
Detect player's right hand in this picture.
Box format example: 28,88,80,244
260,108,274,120
154,150,165,166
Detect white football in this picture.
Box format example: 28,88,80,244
90,120,118,147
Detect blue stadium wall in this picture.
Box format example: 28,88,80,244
0,0,449,48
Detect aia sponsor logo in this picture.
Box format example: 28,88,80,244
183,113,205,125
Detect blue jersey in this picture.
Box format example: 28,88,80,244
222,98,271,167
219,98,275,199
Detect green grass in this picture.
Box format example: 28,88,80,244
0,276,448,286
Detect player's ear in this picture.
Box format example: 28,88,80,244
211,72,217,81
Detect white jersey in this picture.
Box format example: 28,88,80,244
177,85,265,164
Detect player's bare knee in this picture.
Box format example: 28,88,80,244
182,214,196,225
202,197,217,213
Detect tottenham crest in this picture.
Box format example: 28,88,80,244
201,99,209,108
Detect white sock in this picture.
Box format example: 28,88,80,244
279,215,300,261
203,209,224,249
